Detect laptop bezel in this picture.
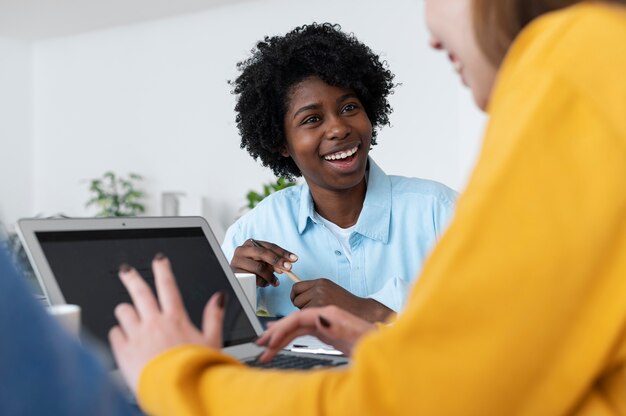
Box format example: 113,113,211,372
16,216,266,341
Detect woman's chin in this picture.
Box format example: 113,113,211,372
471,89,490,112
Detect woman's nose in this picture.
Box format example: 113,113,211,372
326,115,351,140
429,36,443,50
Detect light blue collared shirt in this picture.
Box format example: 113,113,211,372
221,159,457,317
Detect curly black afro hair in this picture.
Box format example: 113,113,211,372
230,23,396,180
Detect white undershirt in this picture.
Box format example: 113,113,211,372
313,212,356,264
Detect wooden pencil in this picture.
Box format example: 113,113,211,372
284,270,302,283
250,238,302,283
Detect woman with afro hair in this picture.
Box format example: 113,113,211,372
221,23,457,322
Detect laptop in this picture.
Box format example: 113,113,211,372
17,216,347,370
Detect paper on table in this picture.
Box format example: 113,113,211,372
285,335,344,356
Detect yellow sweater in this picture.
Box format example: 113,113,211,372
138,4,626,415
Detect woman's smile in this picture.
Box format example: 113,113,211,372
322,143,360,161
282,76,372,193
322,143,361,171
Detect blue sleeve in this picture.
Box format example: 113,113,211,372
434,187,458,238
367,275,412,312
369,183,458,312
0,248,140,416
221,220,245,262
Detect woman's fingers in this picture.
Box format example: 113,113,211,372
112,257,222,392
233,255,278,286
243,239,298,276
152,254,186,316
108,325,127,354
249,239,298,265
258,327,313,362
118,264,160,319
114,302,140,333
202,292,225,349
290,280,314,304
256,276,269,287
256,309,323,360
313,307,376,356
258,306,376,359
230,238,298,287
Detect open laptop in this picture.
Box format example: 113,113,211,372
17,216,347,370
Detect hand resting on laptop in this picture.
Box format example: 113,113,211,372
110,254,370,393
109,254,225,392
256,305,375,362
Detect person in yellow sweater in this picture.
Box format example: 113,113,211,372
109,0,626,414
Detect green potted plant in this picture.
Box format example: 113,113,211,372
86,171,146,217
246,176,297,209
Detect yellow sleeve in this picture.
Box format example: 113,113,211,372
138,6,626,415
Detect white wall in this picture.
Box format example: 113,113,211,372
0,38,33,229
7,0,485,241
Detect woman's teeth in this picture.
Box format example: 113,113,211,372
324,145,359,161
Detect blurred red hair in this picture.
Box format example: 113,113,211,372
472,0,626,66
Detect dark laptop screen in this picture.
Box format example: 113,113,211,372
35,227,257,351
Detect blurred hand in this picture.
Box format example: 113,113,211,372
291,278,394,322
256,305,375,362
230,239,298,287
109,254,224,392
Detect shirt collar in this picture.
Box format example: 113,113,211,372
297,158,392,243
297,182,315,234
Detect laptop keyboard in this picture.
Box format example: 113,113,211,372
245,353,345,369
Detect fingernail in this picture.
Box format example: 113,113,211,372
154,252,166,261
283,262,292,270
289,254,298,261
319,316,331,328
119,263,131,273
217,292,225,309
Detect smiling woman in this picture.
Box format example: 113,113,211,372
425,0,498,110
280,77,372,199
221,23,457,322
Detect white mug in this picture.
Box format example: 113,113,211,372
234,273,256,310
47,304,81,337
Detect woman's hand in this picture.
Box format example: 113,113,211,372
291,278,394,322
256,305,376,362
109,254,225,392
230,239,298,287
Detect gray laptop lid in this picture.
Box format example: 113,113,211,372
17,217,263,356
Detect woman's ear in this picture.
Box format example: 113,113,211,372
279,145,290,158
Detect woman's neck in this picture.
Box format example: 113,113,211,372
308,179,367,229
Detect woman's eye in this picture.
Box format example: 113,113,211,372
342,104,358,113
302,115,320,124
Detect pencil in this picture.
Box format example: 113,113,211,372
250,238,302,283
284,270,302,283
